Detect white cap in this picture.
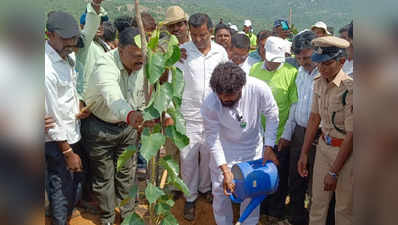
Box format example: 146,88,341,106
311,21,331,35
230,25,238,31
265,36,287,63
244,19,252,27
283,39,292,54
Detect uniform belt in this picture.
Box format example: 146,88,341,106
91,114,128,128
321,134,344,147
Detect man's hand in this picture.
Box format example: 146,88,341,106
323,173,337,191
76,101,91,119
164,117,174,127
297,152,308,178
64,151,83,173
263,146,279,166
45,115,55,133
179,48,187,62
128,111,144,129
159,70,169,84
223,170,235,196
277,138,290,152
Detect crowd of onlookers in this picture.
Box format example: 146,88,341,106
45,1,353,225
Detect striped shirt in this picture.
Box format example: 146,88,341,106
281,66,318,140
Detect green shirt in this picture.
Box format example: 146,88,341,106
85,49,146,123
76,3,107,101
249,61,298,141
245,32,257,51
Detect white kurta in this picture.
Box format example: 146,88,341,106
177,41,229,202
201,76,279,225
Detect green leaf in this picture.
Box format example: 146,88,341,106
145,182,165,204
170,176,190,196
152,123,162,133
119,184,138,207
154,82,173,115
143,105,160,121
117,145,137,172
148,29,160,51
140,132,166,162
121,212,145,225
167,107,186,135
165,126,189,150
147,50,166,84
160,214,179,225
159,155,180,179
159,195,175,207
165,45,181,67
172,96,182,110
171,67,184,99
165,34,180,59
155,202,171,216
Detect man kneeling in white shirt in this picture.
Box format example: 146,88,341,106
201,62,280,225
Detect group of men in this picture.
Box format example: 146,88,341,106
45,1,354,225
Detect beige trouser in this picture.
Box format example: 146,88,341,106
309,137,353,225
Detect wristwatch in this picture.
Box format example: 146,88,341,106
328,171,338,178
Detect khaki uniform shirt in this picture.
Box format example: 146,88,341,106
311,69,353,139
85,49,146,124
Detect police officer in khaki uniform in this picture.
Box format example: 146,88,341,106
297,36,353,225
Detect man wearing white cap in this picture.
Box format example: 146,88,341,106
249,36,298,223
243,19,257,51
163,5,190,45
311,21,331,38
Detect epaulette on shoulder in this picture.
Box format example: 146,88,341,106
342,78,354,89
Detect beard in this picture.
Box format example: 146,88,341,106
220,91,242,108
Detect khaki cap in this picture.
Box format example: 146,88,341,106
163,6,188,25
311,36,350,62
311,36,350,48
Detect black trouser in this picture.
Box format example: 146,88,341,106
261,126,317,222
81,115,138,224
287,126,316,225
260,142,290,219
45,141,84,225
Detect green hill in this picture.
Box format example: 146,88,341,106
44,0,352,33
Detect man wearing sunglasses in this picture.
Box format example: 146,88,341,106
297,36,353,225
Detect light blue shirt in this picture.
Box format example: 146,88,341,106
281,66,318,140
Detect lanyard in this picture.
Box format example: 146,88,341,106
232,107,247,128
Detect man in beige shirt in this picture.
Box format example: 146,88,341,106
298,36,353,225
82,27,146,225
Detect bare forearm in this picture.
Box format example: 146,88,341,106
301,113,321,155
331,132,353,174
57,140,72,153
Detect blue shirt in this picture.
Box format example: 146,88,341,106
281,66,318,140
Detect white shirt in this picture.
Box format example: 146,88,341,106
282,66,318,140
342,59,353,77
239,57,253,75
45,41,81,144
177,41,229,122
201,76,279,167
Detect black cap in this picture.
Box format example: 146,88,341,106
46,11,80,39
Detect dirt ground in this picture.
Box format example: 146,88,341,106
46,193,284,225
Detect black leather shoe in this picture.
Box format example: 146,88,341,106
183,201,196,221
